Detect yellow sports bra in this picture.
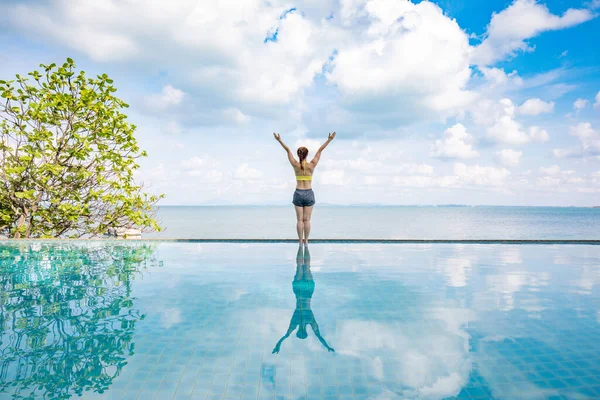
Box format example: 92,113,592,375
296,161,312,180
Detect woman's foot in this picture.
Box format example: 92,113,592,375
303,239,309,246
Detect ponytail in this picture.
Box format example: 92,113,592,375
297,147,309,170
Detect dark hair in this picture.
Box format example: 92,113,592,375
296,326,308,339
297,147,309,170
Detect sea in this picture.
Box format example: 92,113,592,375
144,206,600,239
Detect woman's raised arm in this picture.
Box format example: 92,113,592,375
274,133,298,166
310,132,336,166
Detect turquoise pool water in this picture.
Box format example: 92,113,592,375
0,242,599,400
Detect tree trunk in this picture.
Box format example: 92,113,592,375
14,214,26,239
26,193,43,238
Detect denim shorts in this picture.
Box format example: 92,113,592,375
292,189,315,207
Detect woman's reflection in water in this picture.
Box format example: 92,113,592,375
272,246,334,354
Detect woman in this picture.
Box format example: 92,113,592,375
272,246,334,354
273,132,336,245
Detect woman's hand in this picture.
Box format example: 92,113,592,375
328,132,336,141
273,132,281,141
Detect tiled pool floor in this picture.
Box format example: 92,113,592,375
0,242,599,400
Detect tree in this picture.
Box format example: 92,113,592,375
0,58,164,238
0,242,160,399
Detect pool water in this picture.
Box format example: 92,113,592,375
0,242,599,400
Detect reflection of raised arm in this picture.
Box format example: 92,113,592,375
311,321,335,352
273,133,299,167
310,132,336,167
272,324,297,354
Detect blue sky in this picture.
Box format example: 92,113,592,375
1,0,600,206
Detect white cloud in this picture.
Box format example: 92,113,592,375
471,98,515,126
398,164,435,176
431,124,479,160
554,122,600,159
234,163,263,181
156,156,225,183
573,98,590,110
495,149,522,167
552,148,575,158
537,165,582,188
437,255,473,287
180,156,204,169
320,169,347,185
486,269,549,311
486,116,535,145
326,0,475,123
190,169,224,182
389,163,511,190
479,67,523,88
517,98,555,115
528,126,550,142
475,99,549,145
570,122,596,139
223,108,250,124
144,85,185,110
165,120,183,135
454,163,510,187
3,0,586,133
472,0,595,65
6,3,140,61
334,308,475,399
3,0,334,112
501,247,522,264
594,91,600,108
539,165,565,175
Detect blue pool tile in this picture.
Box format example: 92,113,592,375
119,389,141,400
580,375,600,385
456,389,470,399
466,386,492,398
562,377,585,387
537,369,557,379
548,378,568,389
553,369,573,378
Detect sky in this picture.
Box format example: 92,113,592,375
1,0,600,206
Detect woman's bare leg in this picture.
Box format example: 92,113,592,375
302,206,313,245
295,206,304,245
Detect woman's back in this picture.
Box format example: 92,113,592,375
293,162,314,189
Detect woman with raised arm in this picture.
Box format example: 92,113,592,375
273,132,336,246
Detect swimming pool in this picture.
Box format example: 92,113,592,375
1,242,599,400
